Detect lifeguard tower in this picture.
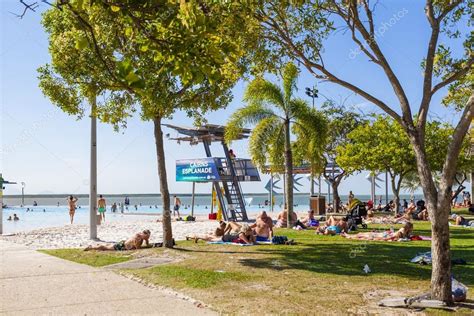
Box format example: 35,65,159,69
164,124,260,221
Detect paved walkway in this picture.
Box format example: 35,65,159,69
0,240,215,315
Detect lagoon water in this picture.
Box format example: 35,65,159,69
2,193,421,234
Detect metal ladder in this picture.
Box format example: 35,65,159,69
222,143,248,221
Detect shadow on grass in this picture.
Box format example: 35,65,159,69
241,242,473,286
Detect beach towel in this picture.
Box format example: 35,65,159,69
364,217,409,225
410,235,432,241
207,241,254,246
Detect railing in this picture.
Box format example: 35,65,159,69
214,158,260,182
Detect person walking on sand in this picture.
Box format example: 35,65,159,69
173,195,181,218
67,195,78,224
98,195,106,222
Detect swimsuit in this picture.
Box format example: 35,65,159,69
222,233,240,243
256,235,269,242
113,241,126,251
327,225,342,234
98,207,106,213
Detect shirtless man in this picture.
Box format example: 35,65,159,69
173,195,181,218
67,195,78,224
251,211,273,241
85,230,151,251
98,195,106,222
275,209,298,228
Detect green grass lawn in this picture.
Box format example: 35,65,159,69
39,249,134,267
41,220,474,314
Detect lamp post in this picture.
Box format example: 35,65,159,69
305,86,319,195
21,182,25,206
305,86,318,109
90,97,97,240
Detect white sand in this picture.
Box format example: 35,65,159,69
0,219,219,249
0,210,312,249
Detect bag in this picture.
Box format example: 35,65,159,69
272,236,288,245
184,215,195,222
452,277,468,302
208,213,217,220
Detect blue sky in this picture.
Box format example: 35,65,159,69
0,0,468,196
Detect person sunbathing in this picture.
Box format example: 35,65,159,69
251,211,273,241
186,221,227,242
317,216,347,235
213,221,227,237
223,221,243,234
84,230,151,251
451,214,474,227
275,209,298,228
341,222,413,241
189,224,256,244
301,210,319,228
221,224,255,244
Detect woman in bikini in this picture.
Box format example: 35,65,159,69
341,222,413,241
67,195,78,224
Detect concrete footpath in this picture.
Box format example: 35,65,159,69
0,240,216,315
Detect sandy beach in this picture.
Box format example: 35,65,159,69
0,219,218,249
0,210,315,249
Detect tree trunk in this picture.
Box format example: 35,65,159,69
409,134,452,304
390,172,402,214
430,196,452,303
153,116,173,248
331,181,340,212
284,118,294,228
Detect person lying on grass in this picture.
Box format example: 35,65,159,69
450,214,474,227
186,221,227,242
341,222,413,241
84,230,151,251
187,223,256,244
316,216,348,235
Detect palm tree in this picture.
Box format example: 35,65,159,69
225,63,327,227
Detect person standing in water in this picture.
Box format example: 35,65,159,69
67,195,78,224
98,195,106,222
173,195,181,218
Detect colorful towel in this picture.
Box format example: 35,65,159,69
206,241,273,246
207,241,254,246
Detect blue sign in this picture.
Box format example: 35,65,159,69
176,158,221,182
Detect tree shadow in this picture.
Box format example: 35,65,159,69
237,242,474,286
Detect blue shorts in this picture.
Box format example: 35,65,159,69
327,225,342,234
256,235,270,242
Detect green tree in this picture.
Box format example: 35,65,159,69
252,0,473,302
225,63,327,227
337,115,416,212
320,101,367,211
38,1,254,247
